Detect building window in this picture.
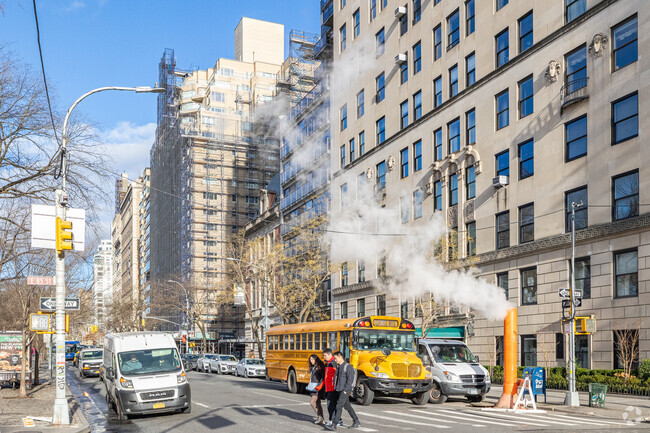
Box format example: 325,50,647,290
400,60,408,84
496,211,509,249
496,149,509,176
376,72,385,102
413,91,422,121
341,262,348,287
449,173,458,206
466,165,476,199
434,128,442,161
612,92,638,144
466,0,475,35
340,24,347,52
376,161,386,189
357,89,365,118
466,52,475,86
349,138,356,163
519,76,533,118
377,294,386,315
340,104,347,131
448,118,460,153
371,0,377,19
466,108,476,145
566,46,587,93
401,301,409,319
496,0,508,11
353,9,361,38
340,183,348,209
519,203,534,243
497,272,508,300
556,333,565,359
565,186,588,232
577,336,589,368
376,28,385,56
357,298,366,317
340,144,346,168
613,170,639,220
449,64,459,97
400,101,409,129
615,249,638,298
413,140,422,172
340,0,346,9
566,0,586,23
413,42,422,74
521,334,537,366
447,10,460,49
495,29,509,67
359,131,365,156
434,181,442,211
566,115,587,161
433,24,442,60
376,116,386,144
466,222,476,256
496,89,509,130
400,147,409,178
413,0,421,23
414,189,423,219
613,329,639,370
574,257,591,299
433,76,443,108
519,11,533,53
518,139,534,179
612,16,638,71
341,301,348,319
521,267,537,305
399,6,408,35
400,195,410,223
358,260,366,283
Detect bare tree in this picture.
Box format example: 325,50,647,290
614,324,641,383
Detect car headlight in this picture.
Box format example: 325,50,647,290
425,371,433,379
485,372,491,383
370,372,389,378
444,371,461,383
177,371,187,384
119,377,133,388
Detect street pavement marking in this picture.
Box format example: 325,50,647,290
511,413,581,426
409,410,486,427
357,412,450,428
228,402,310,409
195,402,210,408
357,427,378,432
252,391,303,403
548,413,627,426
433,409,520,427
466,410,554,427
384,410,458,425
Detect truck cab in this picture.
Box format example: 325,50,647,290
103,332,191,420
416,338,490,404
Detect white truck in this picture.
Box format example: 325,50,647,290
103,332,191,420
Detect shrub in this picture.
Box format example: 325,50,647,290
639,359,650,381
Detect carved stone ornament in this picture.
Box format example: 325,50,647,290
474,161,482,174
589,33,608,58
546,60,562,83
366,168,374,179
387,155,396,171
426,178,434,195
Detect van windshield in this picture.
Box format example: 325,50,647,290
354,330,414,352
429,344,477,363
81,350,102,360
118,348,182,375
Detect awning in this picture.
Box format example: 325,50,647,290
416,326,465,339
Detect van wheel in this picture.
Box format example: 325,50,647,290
115,398,128,421
287,369,298,393
429,382,447,404
411,391,428,405
467,395,484,403
354,378,374,406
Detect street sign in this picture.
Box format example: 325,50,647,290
27,276,55,286
562,321,574,334
558,287,570,298
30,314,50,332
39,297,80,311
31,204,86,251
573,289,583,299
562,299,582,309
574,298,582,308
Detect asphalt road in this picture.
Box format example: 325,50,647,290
67,364,648,433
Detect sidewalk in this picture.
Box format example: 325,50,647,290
485,384,650,422
0,365,90,433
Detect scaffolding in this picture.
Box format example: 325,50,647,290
277,30,319,108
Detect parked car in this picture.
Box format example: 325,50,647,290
209,354,238,374
196,354,216,372
78,348,103,378
182,354,199,371
416,338,491,404
234,359,266,378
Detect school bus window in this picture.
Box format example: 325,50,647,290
329,332,338,351
291,334,296,350
275,335,279,350
314,333,320,351
354,329,415,351
322,332,328,349
307,333,313,350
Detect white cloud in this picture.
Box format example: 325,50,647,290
100,121,155,181
66,1,86,11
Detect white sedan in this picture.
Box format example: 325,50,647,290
235,359,266,378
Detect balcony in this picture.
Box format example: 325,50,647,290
314,33,333,60
561,77,589,111
321,1,333,26
320,0,332,10
290,83,324,120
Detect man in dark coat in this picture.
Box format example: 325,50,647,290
325,351,360,430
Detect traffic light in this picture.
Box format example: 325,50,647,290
141,318,145,328
55,217,73,252
90,324,97,333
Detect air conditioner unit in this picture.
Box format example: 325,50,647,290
395,53,407,64
394,6,406,17
492,175,509,188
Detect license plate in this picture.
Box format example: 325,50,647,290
153,402,165,409
403,388,412,393
468,389,480,395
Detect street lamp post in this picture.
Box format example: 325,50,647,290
52,86,163,425
168,279,191,354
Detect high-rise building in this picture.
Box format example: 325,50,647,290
328,0,648,369
139,168,151,315
91,240,113,328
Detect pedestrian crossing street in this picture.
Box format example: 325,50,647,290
346,406,636,431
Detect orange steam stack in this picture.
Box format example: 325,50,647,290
495,307,518,409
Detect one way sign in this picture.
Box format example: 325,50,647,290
40,297,80,311
558,288,570,298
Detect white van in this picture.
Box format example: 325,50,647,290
103,332,191,420
416,338,490,404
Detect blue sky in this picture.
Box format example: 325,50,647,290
1,0,320,236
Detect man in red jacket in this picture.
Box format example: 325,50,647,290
322,348,340,427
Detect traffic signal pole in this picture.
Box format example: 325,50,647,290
564,202,580,407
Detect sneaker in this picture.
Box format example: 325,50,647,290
324,424,336,431
314,416,324,424
338,420,343,427
324,421,332,427
348,421,361,429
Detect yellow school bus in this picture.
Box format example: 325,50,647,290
266,316,432,405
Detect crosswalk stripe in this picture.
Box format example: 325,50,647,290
510,413,578,426
471,411,554,426
356,427,377,432
385,410,457,424
548,412,626,426
357,412,450,428
429,409,519,427
407,410,486,427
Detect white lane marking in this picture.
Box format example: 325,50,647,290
464,410,553,427
195,402,210,408
357,412,450,428
432,409,519,427
357,427,378,432
548,412,627,426
229,402,310,409
252,391,303,403
514,412,582,426
387,410,457,424
410,410,486,428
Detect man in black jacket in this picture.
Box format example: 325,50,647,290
325,351,360,430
